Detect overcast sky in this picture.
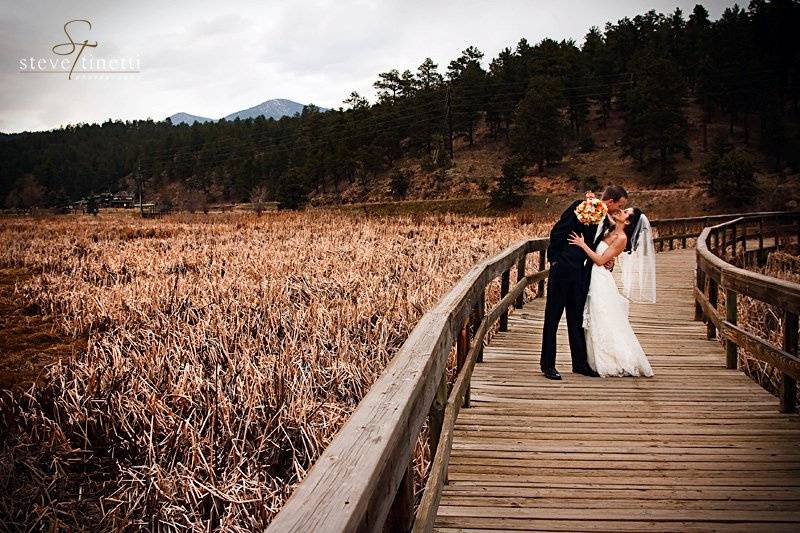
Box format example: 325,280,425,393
1,1,736,134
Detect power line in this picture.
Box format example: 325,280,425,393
138,75,783,170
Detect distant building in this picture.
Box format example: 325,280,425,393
111,192,134,208
70,192,135,212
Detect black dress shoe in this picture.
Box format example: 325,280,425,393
574,366,600,378
542,368,562,380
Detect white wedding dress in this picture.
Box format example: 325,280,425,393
583,241,654,377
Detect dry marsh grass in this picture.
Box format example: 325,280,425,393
734,248,800,396
0,211,548,531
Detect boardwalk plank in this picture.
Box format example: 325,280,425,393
434,248,800,531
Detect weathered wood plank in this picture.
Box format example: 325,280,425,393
435,247,800,531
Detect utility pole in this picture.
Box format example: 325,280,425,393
445,83,454,160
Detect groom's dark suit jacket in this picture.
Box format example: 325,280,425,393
547,200,607,294
540,199,610,371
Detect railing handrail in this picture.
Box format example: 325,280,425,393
650,210,792,226
697,214,800,314
694,211,800,413
267,236,548,532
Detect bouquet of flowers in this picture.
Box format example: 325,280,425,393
574,192,608,225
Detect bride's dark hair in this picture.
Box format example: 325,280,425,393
623,208,644,253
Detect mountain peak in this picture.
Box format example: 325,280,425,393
167,112,213,125
222,99,327,122
166,99,327,125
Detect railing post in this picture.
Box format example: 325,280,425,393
720,228,727,259
780,311,798,414
515,254,526,309
795,213,800,249
499,269,510,332
741,221,747,253
474,291,485,363
537,250,546,298
385,462,414,533
681,222,687,248
707,278,718,339
725,289,738,369
796,214,800,248
694,266,704,321
457,319,470,407
732,224,738,257
759,218,764,253
427,372,447,458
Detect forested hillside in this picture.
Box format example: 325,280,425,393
2,1,798,211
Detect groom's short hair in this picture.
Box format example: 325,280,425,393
602,185,628,202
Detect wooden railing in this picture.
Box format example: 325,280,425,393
266,236,549,533
649,211,794,251
694,211,800,413
266,209,798,533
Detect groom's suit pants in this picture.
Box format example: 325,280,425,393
540,263,589,371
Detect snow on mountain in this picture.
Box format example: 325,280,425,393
167,112,214,125
166,99,327,125
223,99,327,121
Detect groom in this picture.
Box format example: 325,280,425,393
540,185,629,380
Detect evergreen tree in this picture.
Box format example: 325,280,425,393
276,168,310,210
581,27,614,128
563,42,590,137
621,54,690,182
389,169,410,198
490,156,527,207
487,47,522,139
448,47,487,147
509,76,566,170
373,69,403,103
416,58,444,90
702,134,759,205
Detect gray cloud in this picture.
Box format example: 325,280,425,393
0,0,737,133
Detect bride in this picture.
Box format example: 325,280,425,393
568,207,655,377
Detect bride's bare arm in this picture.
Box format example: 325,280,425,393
568,231,626,266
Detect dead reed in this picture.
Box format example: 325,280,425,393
734,248,800,396
0,210,548,531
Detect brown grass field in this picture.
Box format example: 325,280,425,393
736,248,800,396
0,211,550,531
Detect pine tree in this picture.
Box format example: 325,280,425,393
581,26,614,128
621,54,690,182
490,156,527,207
509,76,566,170
276,168,310,210
702,134,759,205
416,58,444,90
447,47,487,147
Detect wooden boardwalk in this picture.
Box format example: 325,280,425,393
435,248,800,532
